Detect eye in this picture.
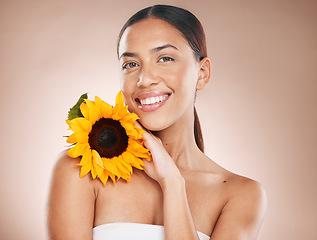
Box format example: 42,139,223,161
158,56,175,63
122,62,139,70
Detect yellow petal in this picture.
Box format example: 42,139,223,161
103,158,118,175
99,171,109,185
80,163,92,178
95,167,104,177
68,118,92,133
122,112,139,124
133,155,146,167
75,131,89,143
78,149,93,177
119,155,133,173
112,105,128,120
121,151,135,164
120,121,138,138
132,151,151,159
108,171,116,183
65,120,71,126
131,163,144,170
91,167,97,179
90,150,104,177
92,150,104,169
66,133,77,144
77,149,92,166
115,90,125,107
135,125,146,135
67,143,89,158
94,96,102,113
111,158,121,176
122,151,144,170
85,99,100,125
80,102,89,119
95,96,112,118
114,157,129,175
119,171,129,181
127,139,151,157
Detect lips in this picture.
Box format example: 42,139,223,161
135,92,171,112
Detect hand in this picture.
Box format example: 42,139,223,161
135,122,182,185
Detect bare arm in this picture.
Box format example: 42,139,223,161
211,179,267,240
141,132,200,240
47,152,96,240
160,176,200,240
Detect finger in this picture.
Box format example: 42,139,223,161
135,120,158,141
134,120,145,130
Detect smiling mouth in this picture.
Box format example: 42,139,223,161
135,93,171,112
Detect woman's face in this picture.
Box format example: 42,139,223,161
118,18,202,131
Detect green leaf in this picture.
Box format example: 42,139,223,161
67,93,88,120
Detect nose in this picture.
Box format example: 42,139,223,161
137,65,159,88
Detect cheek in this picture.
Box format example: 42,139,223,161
121,77,141,115
167,62,198,95
121,90,135,114
120,73,135,93
120,78,133,104
120,74,128,91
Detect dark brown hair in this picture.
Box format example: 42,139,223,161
117,5,207,152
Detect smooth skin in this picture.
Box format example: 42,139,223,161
47,18,267,240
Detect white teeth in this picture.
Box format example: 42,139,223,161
150,97,156,104
140,95,167,105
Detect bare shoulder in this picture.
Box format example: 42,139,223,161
200,155,266,203
51,151,88,183
202,161,267,239
217,171,267,238
48,150,96,205
47,151,96,240
203,155,267,215
225,172,267,207
51,151,79,179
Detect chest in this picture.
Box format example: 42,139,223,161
94,172,228,235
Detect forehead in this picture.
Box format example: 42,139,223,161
118,18,190,54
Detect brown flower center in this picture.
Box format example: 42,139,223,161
88,118,128,158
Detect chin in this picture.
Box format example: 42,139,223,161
138,117,169,132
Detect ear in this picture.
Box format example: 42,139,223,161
196,57,211,90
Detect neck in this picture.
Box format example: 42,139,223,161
151,110,202,170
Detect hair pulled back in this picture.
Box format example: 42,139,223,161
117,5,207,152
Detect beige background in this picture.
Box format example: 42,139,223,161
1,0,316,239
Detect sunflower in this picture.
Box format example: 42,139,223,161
65,91,151,185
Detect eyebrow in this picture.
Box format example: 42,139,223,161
119,52,137,59
119,44,178,59
152,44,178,52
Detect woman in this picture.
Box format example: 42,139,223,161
47,5,267,240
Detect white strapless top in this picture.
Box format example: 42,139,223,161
93,222,210,240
